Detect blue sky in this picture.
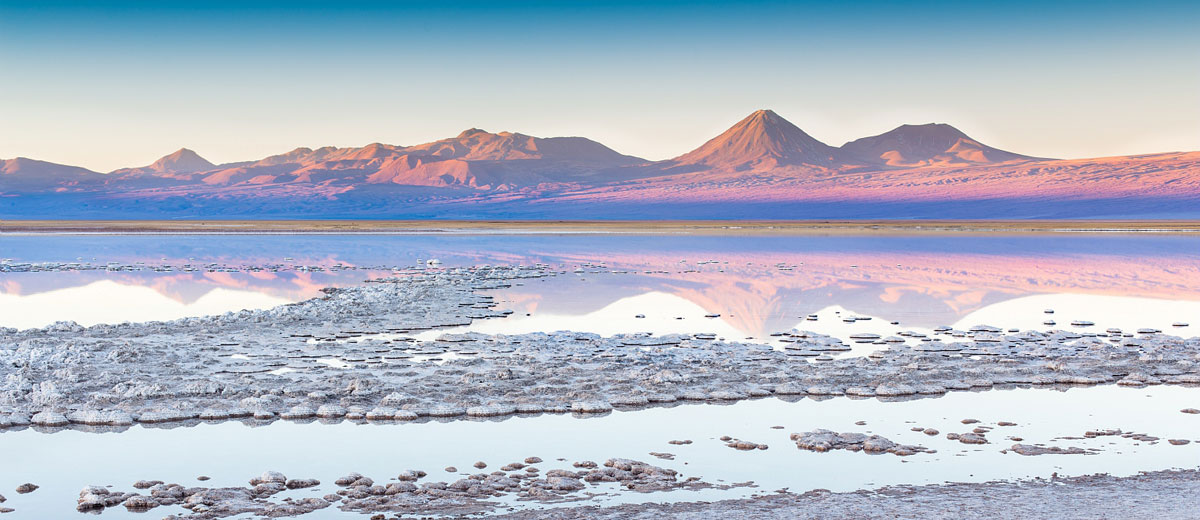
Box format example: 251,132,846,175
2,0,1197,171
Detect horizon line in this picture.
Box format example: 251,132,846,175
5,109,1198,172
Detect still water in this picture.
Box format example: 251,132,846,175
1,232,1199,517
1,386,1197,518
1,233,1198,335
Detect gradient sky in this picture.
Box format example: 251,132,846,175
2,0,1198,172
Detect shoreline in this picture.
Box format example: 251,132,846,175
4,263,1198,429
490,469,1200,519
3,261,1199,518
3,219,1200,235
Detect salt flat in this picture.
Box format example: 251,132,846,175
0,232,1197,518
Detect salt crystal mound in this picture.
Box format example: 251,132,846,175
67,410,134,426
1009,444,1092,456
791,430,931,456
74,474,334,516
0,264,1199,432
30,411,69,427
77,460,738,518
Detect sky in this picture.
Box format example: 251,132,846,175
1,0,1198,172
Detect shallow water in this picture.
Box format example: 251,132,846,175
3,232,1200,517
416,273,1200,347
2,233,1199,333
1,385,1197,518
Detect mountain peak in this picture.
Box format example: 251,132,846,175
841,124,1034,167
747,108,781,120
673,109,847,170
457,128,490,139
147,148,216,174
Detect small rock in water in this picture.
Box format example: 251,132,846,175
791,430,930,456
724,438,768,450
250,471,287,485
473,461,487,469
961,418,980,424
76,486,112,512
335,473,373,486
15,484,38,494
394,470,426,481
1010,444,1089,456
668,439,693,445
123,495,158,511
1181,408,1200,414
286,478,320,489
1168,439,1191,445
953,432,989,445
524,456,542,464
444,466,457,473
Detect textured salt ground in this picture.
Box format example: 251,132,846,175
4,384,1198,518
55,469,1195,519
64,459,738,519
488,469,1200,520
2,264,1200,518
2,264,1200,431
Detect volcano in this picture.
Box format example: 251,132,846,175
671,109,852,171
841,123,1037,167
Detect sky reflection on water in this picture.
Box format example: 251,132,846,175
1,233,1197,332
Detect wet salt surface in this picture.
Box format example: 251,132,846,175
410,272,1200,351
3,232,1200,333
0,280,295,329
2,233,1200,516
0,385,1198,518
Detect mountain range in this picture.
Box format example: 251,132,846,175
2,109,1198,219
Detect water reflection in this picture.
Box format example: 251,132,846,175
0,280,292,329
1,233,1197,333
421,275,1199,347
1,385,1197,518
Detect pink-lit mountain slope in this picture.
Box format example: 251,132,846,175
362,129,646,188
110,148,217,177
2,109,1198,218
841,123,1037,167
669,109,853,172
0,157,101,192
123,130,646,190
556,151,1200,205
